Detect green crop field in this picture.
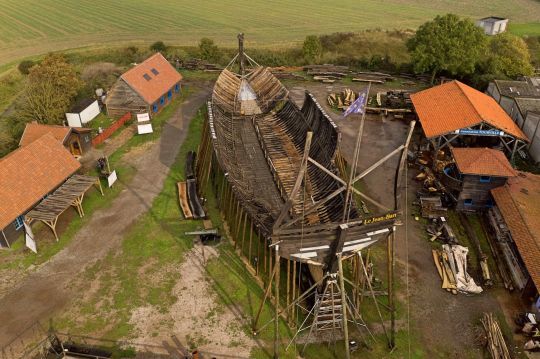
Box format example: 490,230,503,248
0,0,539,65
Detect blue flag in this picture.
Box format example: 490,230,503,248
343,88,368,117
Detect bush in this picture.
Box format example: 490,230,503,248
198,38,220,62
150,41,167,53
18,60,36,75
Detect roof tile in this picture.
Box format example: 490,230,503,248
0,133,81,229
411,80,528,140
19,123,71,147
451,147,516,177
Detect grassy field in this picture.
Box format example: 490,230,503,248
0,0,539,66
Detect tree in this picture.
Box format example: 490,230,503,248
19,53,82,124
485,33,534,78
407,14,487,83
150,41,167,53
18,60,36,75
198,38,219,62
302,35,322,63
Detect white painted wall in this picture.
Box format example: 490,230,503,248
65,100,100,127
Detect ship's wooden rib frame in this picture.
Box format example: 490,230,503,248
195,36,415,358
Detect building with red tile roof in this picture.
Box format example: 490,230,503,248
0,133,81,246
19,122,93,156
441,147,516,211
491,172,540,296
451,147,517,178
105,53,183,118
411,81,529,160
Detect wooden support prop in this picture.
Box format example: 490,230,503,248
274,245,280,358
241,211,248,253
286,259,291,322
95,178,104,196
248,221,253,267
338,253,351,359
253,261,277,331
387,230,396,349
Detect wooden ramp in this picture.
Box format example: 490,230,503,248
177,182,193,219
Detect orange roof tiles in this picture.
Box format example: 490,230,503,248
491,172,540,290
451,147,517,177
19,122,71,147
411,80,528,141
0,133,81,229
121,52,182,104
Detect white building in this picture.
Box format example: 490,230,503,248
476,17,508,35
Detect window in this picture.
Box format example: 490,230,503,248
153,104,158,112
464,199,473,206
175,83,180,92
143,73,151,81
13,215,24,230
160,96,165,105
151,68,159,75
168,90,172,98
480,176,492,183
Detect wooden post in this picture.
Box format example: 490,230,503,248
256,228,261,276
388,230,396,349
291,260,297,326
248,221,254,267
274,245,280,358
337,253,350,359
241,211,248,254
253,263,277,330
286,259,291,322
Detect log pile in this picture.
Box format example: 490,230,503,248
304,64,350,83
480,313,511,359
327,88,357,109
269,66,305,80
432,244,483,295
181,58,222,71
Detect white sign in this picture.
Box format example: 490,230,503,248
107,170,117,188
137,123,153,134
137,113,150,122
24,222,37,253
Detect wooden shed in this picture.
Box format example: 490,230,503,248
105,53,183,118
441,147,516,211
19,122,93,157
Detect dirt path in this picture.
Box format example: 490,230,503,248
129,245,256,358
0,86,211,349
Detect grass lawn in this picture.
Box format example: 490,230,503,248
509,23,540,37
0,0,539,65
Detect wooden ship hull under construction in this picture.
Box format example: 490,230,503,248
195,36,414,355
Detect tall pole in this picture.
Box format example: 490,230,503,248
387,229,396,349
238,33,245,76
342,82,371,222
337,253,351,359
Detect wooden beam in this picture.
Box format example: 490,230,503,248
273,132,313,231
308,157,346,185
337,253,350,359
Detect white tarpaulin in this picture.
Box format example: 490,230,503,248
137,113,150,122
24,222,37,253
107,170,117,188
443,244,483,294
137,123,153,134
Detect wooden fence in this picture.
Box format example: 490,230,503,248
92,112,132,146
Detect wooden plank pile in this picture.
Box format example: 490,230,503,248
327,88,356,109
432,244,483,295
181,58,222,72
352,71,395,84
304,64,350,83
269,66,305,80
480,313,510,359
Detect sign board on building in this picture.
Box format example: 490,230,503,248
455,129,504,137
107,170,117,188
24,222,37,253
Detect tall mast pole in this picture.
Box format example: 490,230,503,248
342,82,371,222
238,33,245,76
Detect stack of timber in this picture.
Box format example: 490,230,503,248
420,196,446,219
432,244,483,295
269,66,305,80
480,313,511,359
304,64,350,83
459,213,493,286
181,58,222,72
327,88,356,110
